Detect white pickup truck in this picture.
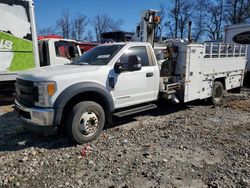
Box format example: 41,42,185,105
15,41,247,144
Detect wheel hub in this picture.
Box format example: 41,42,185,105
79,111,98,135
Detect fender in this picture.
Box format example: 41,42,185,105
53,82,114,125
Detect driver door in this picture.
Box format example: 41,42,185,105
112,46,157,109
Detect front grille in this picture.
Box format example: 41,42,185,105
15,78,39,107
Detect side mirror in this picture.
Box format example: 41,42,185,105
128,55,142,71
114,55,142,74
114,62,123,74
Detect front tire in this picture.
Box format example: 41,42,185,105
65,101,105,144
211,81,224,105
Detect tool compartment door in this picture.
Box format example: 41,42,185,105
184,45,204,102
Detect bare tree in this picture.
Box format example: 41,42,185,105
224,0,250,24
92,14,123,42
172,0,180,38
204,0,224,40
164,20,175,37
178,1,194,38
155,4,166,40
71,13,88,41
192,0,209,41
84,30,94,41
56,9,71,39
38,26,56,36
168,0,194,38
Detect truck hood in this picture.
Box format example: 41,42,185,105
18,64,100,81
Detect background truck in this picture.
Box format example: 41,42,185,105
78,42,99,54
101,31,134,43
224,23,250,86
0,0,81,95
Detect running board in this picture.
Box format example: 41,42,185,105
114,104,157,117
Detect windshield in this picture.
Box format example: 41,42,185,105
73,45,124,65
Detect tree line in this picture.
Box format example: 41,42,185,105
38,9,123,42
163,0,250,41
39,0,250,42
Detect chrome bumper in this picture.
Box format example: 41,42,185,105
15,100,54,126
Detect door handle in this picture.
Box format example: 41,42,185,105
146,72,154,77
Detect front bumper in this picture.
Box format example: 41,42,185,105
15,100,54,127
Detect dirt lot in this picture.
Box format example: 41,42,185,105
0,90,250,188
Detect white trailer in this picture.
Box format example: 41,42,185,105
0,0,81,95
0,0,82,82
0,0,39,81
224,24,250,85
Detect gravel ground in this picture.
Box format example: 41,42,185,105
0,90,250,188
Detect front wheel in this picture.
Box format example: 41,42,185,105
65,101,105,144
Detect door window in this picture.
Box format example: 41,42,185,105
154,49,165,61
55,41,79,60
119,46,150,67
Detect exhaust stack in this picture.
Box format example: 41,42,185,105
188,21,192,43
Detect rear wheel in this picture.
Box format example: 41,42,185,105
65,101,105,144
211,81,224,105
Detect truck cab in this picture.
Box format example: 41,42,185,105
38,38,82,66
15,42,160,143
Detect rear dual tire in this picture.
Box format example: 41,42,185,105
211,81,224,105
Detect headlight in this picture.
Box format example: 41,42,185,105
34,81,57,107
